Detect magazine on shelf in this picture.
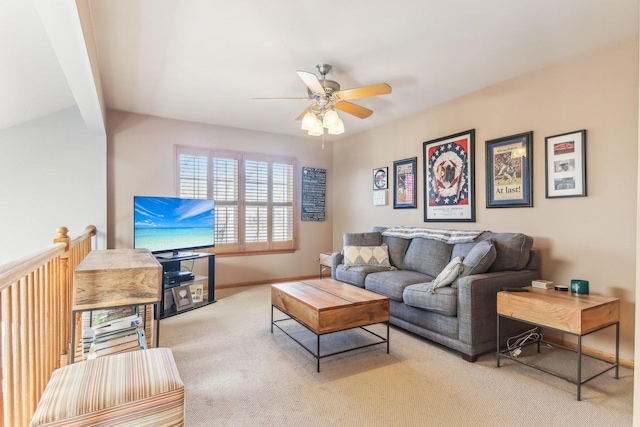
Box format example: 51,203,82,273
90,306,138,327
88,325,141,343
94,339,141,357
84,331,139,351
89,316,142,336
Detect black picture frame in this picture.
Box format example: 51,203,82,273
423,129,475,222
545,130,587,198
485,131,533,208
393,158,417,209
373,167,388,190
172,284,194,311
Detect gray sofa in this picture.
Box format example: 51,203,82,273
331,227,540,361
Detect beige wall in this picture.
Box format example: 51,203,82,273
107,111,333,286
333,37,638,360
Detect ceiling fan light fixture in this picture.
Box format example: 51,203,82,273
301,111,317,130
322,109,340,129
328,117,345,135
308,117,324,136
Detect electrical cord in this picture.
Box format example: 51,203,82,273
506,327,542,357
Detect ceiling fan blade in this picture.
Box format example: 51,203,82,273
334,83,392,100
253,97,311,100
297,70,325,95
334,101,373,119
295,104,321,120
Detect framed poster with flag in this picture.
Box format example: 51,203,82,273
423,129,475,222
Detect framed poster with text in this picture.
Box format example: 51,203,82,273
423,129,475,222
485,131,533,208
393,158,417,209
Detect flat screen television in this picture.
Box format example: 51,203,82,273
133,196,215,257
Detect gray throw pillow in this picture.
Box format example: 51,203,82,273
459,239,496,277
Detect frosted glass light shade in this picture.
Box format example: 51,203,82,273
301,111,317,130
322,109,340,128
328,117,344,135
308,117,324,136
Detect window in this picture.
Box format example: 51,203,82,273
176,145,296,255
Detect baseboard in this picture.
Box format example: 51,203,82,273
216,275,320,290
544,335,633,369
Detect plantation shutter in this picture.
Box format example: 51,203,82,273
272,162,294,246
179,153,208,199
212,157,239,248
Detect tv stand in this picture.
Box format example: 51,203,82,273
156,252,215,319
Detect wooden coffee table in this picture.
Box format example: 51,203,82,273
271,278,390,372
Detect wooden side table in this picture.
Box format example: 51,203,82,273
319,252,332,278
72,249,162,362
497,286,619,400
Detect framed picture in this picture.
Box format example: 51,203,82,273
423,129,475,222
393,158,417,209
485,131,533,208
545,130,586,198
172,285,194,311
189,283,204,303
373,167,388,190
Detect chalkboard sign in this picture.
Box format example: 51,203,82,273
301,167,326,221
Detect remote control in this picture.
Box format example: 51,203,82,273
502,287,529,292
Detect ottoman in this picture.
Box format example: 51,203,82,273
30,348,184,427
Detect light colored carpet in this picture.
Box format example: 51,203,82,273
159,285,632,427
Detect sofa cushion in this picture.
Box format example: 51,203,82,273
343,231,382,247
403,283,458,316
343,244,392,269
382,236,410,268
481,233,533,272
403,237,453,277
335,264,389,288
365,270,433,301
431,256,463,289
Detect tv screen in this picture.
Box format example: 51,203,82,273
133,196,215,255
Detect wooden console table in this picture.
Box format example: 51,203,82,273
71,249,162,362
496,287,619,400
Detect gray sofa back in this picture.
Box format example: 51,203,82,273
371,226,534,273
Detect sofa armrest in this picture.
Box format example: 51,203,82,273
331,252,344,280
456,269,539,346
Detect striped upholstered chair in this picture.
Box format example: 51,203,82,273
30,348,184,427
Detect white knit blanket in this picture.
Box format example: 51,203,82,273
381,226,484,244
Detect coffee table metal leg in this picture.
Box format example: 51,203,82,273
577,335,582,401
317,335,321,372
615,322,620,379
271,305,273,333
496,314,501,368
386,322,390,353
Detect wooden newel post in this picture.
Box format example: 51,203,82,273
53,227,71,366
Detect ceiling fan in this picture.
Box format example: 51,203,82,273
255,64,392,136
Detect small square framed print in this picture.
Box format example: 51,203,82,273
189,283,204,303
545,130,586,198
373,167,388,190
172,285,194,311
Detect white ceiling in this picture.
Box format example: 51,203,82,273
2,0,638,140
